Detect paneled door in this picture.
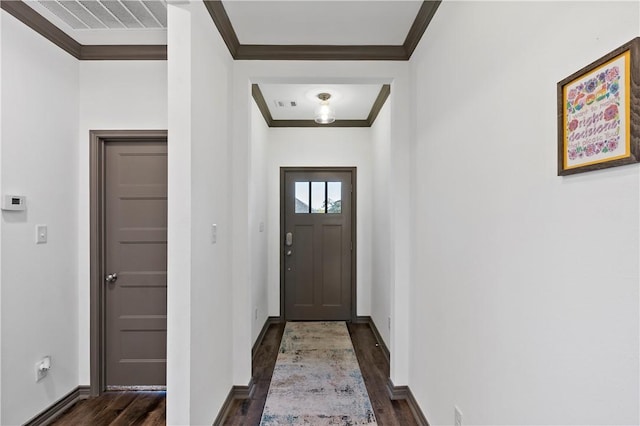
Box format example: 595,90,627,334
104,141,167,388
282,168,355,321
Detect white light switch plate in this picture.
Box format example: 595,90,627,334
36,225,47,244
211,224,217,244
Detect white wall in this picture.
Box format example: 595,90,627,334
167,2,233,424
370,100,391,346
266,127,373,318
250,102,269,343
409,1,640,424
0,11,4,420
77,61,167,384
0,11,4,421
1,10,79,425
166,5,192,422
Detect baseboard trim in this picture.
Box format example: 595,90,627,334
252,316,283,360
407,387,430,426
212,378,255,426
25,385,90,426
235,377,256,400
387,379,429,426
354,315,390,362
357,318,428,425
386,377,409,400
215,316,281,424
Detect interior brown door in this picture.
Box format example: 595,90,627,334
104,141,167,388
283,169,354,321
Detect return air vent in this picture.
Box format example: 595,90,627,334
37,0,167,30
274,100,298,108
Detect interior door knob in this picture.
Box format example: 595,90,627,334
105,273,118,283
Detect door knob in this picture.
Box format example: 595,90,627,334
105,273,118,283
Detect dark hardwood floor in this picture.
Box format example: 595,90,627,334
51,321,415,426
348,323,418,425
50,391,165,426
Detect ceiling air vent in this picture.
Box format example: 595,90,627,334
37,0,167,30
274,100,297,108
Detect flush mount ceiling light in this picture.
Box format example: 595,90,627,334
314,93,336,124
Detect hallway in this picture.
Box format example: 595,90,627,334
1,1,638,424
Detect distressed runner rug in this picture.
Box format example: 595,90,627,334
260,322,377,425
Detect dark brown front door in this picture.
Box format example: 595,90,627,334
283,169,354,320
104,141,167,387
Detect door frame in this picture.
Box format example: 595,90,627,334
89,129,168,396
279,167,357,322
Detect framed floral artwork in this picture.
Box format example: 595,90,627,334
558,37,640,175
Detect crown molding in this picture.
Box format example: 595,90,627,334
1,1,167,61
403,0,441,58
80,45,167,61
252,84,391,128
203,0,239,58
1,0,81,58
252,83,275,126
3,0,439,62
269,120,371,128
367,84,392,124
204,0,441,61
238,45,407,61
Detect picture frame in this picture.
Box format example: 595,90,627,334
557,37,640,176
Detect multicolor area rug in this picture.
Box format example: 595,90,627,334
260,322,377,425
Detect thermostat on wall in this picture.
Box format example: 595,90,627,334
2,195,26,211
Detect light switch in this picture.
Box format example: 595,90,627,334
259,222,265,232
211,224,217,244
36,225,47,244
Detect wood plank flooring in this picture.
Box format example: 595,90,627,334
348,323,418,425
51,321,415,426
50,391,165,426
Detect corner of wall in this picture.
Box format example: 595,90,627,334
168,1,237,424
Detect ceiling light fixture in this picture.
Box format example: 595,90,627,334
314,93,335,124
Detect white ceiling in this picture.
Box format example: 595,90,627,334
258,83,383,120
223,0,423,45
23,0,424,46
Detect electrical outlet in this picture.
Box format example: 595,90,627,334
35,356,51,382
388,316,391,330
211,224,217,244
454,406,463,426
254,307,258,321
